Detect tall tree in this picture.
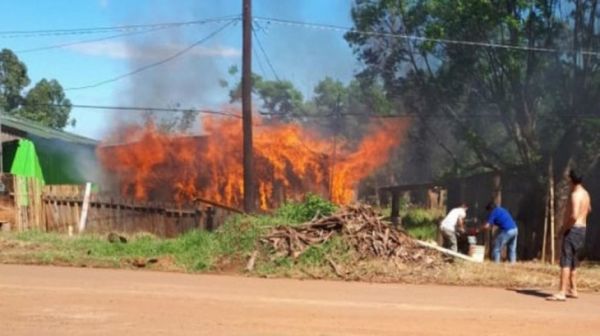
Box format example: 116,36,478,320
0,48,73,129
229,73,307,119
0,49,30,112
345,0,600,178
20,79,73,129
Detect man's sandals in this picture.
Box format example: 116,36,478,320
546,293,566,301
546,290,578,301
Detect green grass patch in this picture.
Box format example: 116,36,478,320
1,212,296,272
402,208,442,241
276,193,336,223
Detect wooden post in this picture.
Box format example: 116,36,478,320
13,176,21,231
390,191,400,226
542,183,549,263
549,159,555,265
492,173,502,206
242,0,255,212
78,182,92,233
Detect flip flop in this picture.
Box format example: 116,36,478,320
566,291,579,299
546,293,566,301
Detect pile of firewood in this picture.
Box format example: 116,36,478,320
261,204,441,265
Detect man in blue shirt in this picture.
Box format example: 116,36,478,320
482,202,518,263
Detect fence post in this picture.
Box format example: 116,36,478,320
78,182,92,233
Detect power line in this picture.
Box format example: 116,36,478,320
0,16,239,38
252,43,268,78
16,26,168,54
254,16,600,57
252,26,280,81
64,19,238,91
30,103,242,119
15,16,234,54
26,103,600,121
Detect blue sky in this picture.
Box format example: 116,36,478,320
0,0,359,139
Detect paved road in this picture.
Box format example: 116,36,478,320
1,264,599,335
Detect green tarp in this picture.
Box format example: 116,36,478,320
10,139,45,206
10,139,45,183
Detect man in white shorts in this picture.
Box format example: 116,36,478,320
439,203,468,252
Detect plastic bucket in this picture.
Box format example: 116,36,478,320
469,245,485,262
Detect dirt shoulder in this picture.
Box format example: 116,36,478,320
1,264,599,336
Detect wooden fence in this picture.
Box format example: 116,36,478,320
0,174,237,237
0,175,45,232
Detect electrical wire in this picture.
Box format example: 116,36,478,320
64,19,238,91
15,16,235,54
252,27,280,81
26,103,242,119
254,16,600,57
0,15,239,38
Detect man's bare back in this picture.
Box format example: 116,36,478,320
567,186,591,228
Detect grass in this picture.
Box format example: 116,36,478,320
401,207,443,241
0,213,290,272
2,197,600,292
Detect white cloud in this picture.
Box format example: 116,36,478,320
66,41,240,60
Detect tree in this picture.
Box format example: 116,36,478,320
345,0,600,178
345,0,600,259
0,48,73,129
229,73,307,119
20,79,74,129
0,49,30,112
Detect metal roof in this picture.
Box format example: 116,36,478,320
0,113,98,146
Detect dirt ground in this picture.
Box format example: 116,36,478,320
1,264,599,336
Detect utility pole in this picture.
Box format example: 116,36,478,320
328,94,342,201
242,0,255,212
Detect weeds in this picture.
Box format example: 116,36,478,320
276,193,336,222
402,208,443,241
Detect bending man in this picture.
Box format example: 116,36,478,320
483,203,518,263
439,203,468,252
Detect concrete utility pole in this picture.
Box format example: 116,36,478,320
242,0,255,212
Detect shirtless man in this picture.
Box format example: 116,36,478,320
548,170,591,301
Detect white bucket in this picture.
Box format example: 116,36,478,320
469,245,485,262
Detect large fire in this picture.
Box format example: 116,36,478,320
98,112,408,210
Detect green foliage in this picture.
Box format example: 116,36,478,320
346,0,600,177
402,208,439,228
402,208,441,241
297,236,350,267
229,73,307,118
0,48,30,111
406,224,438,241
0,48,72,129
276,193,337,222
20,79,73,128
8,214,293,272
215,214,287,255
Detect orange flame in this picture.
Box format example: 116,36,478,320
98,113,408,209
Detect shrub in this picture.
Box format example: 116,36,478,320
276,193,336,222
402,208,441,241
402,208,440,228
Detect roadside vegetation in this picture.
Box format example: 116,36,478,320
1,195,599,292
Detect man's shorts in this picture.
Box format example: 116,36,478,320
560,226,586,269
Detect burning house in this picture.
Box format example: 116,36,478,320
97,115,408,211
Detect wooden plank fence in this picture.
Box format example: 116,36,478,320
0,174,237,237
42,186,234,237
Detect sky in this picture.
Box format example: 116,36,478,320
0,0,359,140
